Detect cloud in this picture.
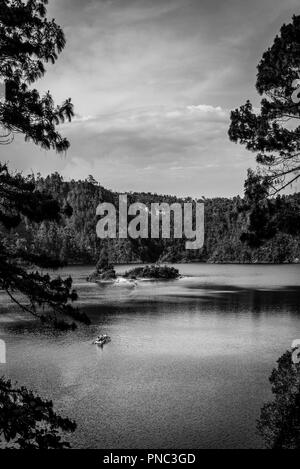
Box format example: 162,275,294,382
186,104,226,117
63,104,229,169
70,103,228,133
3,0,300,197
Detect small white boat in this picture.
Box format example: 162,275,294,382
93,334,111,346
115,277,137,286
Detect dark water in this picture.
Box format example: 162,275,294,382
0,264,300,448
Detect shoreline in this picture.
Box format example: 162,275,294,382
63,260,300,267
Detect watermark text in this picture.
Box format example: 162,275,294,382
96,195,204,250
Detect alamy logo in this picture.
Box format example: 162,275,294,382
96,194,204,250
0,339,6,364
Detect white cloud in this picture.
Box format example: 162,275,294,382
187,104,226,117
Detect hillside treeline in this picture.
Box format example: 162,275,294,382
3,173,300,265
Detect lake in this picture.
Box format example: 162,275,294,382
0,264,300,448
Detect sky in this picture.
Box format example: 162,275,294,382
1,0,300,197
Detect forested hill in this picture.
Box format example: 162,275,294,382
4,172,300,265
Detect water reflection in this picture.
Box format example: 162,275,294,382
0,264,300,449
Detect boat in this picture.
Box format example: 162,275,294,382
93,334,111,346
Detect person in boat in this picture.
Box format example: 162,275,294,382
96,334,107,341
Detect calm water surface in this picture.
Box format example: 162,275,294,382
0,264,300,449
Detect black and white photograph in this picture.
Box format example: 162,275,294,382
0,0,300,455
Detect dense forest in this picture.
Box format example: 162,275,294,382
2,172,300,265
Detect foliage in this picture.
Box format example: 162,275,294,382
0,1,90,329
0,0,73,150
96,245,114,272
228,15,300,246
88,268,116,282
229,14,300,195
6,173,300,265
0,0,87,450
87,244,117,281
257,350,300,449
124,264,179,279
0,377,76,449
0,168,91,330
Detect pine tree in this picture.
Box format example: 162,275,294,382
0,0,89,329
0,0,90,449
229,15,300,243
257,350,300,449
229,15,300,194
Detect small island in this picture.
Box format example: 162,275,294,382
87,246,180,282
87,247,116,281
123,264,179,280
